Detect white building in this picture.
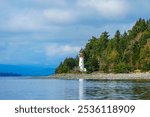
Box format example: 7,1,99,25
79,49,86,72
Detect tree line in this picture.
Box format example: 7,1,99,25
55,18,150,73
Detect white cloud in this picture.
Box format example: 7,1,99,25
78,0,129,19
1,8,76,32
45,44,80,57
1,0,129,32
36,0,67,6
6,14,40,31
43,9,76,24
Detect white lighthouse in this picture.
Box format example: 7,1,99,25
79,49,86,72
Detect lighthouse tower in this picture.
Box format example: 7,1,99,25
79,49,86,72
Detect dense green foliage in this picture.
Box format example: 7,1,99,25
55,57,78,73
55,18,150,73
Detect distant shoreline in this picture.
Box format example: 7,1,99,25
49,72,150,80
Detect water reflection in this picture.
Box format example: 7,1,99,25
79,79,84,100
131,82,150,100
84,80,150,100
0,77,150,100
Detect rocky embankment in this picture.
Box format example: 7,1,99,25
49,72,150,80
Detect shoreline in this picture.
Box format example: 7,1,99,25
49,72,150,80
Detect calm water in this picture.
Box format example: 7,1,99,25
0,77,150,100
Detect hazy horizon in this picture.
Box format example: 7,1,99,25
0,64,55,76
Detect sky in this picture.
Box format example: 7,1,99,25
0,0,150,67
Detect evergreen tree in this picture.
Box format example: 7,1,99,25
140,39,150,71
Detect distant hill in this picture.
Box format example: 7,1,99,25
0,64,55,76
56,18,150,73
0,72,22,77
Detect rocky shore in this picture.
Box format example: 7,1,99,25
49,72,150,80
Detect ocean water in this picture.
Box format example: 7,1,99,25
0,77,150,100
